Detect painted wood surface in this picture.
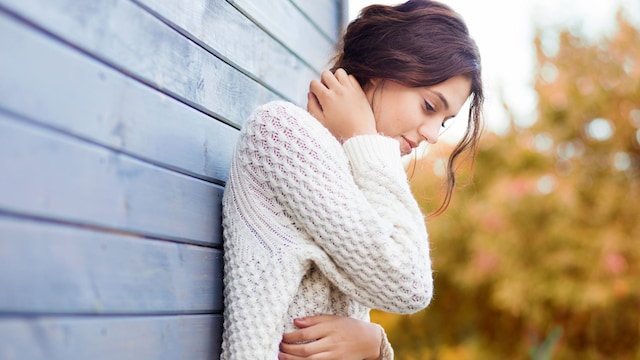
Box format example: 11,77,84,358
0,0,279,127
132,0,317,103
0,315,222,360
0,0,344,357
0,111,223,247
0,216,223,313
228,0,336,71
290,0,343,42
0,9,237,184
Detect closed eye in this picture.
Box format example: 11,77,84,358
424,100,435,112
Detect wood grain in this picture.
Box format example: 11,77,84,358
228,0,336,72
0,315,222,360
0,216,223,313
0,10,238,184
0,111,223,247
0,0,280,127
133,0,316,104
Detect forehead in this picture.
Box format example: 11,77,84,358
423,76,471,109
427,76,471,97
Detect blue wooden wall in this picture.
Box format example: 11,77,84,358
0,0,345,358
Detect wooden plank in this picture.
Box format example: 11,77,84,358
228,0,336,72
290,0,342,41
0,216,223,313
132,0,316,105
0,11,237,184
0,111,223,247
0,0,279,128
0,315,222,360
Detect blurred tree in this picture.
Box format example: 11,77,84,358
374,10,640,360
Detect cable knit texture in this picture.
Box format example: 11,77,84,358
222,101,433,359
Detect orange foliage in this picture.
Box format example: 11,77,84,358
374,11,640,360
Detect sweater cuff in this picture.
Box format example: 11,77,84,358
376,324,394,360
342,134,401,166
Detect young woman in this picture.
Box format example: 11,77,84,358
221,1,484,359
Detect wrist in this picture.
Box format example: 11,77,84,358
363,323,383,360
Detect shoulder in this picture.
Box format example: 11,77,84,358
243,101,335,146
253,100,308,119
248,101,307,124
236,101,346,171
245,101,316,134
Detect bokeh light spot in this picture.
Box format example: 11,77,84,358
537,175,556,194
556,142,576,159
534,133,554,152
613,152,631,171
586,118,614,141
630,109,640,128
540,62,559,83
433,157,446,178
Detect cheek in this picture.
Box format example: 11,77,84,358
374,97,411,136
374,115,393,136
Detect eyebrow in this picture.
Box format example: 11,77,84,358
426,89,459,120
432,91,449,110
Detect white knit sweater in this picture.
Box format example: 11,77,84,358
221,101,433,359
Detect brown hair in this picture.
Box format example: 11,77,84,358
331,0,484,216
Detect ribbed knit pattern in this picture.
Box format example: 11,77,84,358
221,101,433,359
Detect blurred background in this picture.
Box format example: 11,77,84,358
349,0,640,359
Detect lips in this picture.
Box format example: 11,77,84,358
400,136,418,156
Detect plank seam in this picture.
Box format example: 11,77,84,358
0,312,223,318
129,0,311,99
0,105,226,189
287,0,337,43
0,5,243,130
0,209,223,250
224,0,327,74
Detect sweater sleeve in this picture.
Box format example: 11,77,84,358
238,101,433,314
377,324,394,360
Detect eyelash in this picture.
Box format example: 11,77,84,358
424,100,435,112
424,100,446,128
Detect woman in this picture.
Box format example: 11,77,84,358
221,1,484,358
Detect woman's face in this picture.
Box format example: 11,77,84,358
366,75,472,155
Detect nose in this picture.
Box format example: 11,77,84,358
418,118,442,144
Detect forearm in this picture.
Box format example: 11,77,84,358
311,135,433,312
240,102,433,312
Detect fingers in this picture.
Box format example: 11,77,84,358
347,73,363,91
280,337,330,358
282,325,320,344
285,315,339,342
316,69,353,90
308,68,375,140
294,315,336,328
333,68,350,84
309,69,355,107
320,69,342,89
280,324,329,359
309,78,328,102
282,315,339,345
306,92,324,121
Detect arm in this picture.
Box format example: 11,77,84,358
279,315,393,360
237,99,432,313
